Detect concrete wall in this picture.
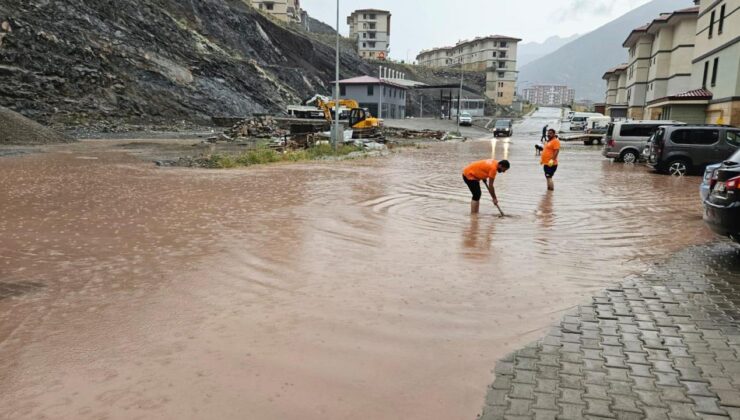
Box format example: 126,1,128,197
665,104,707,124
646,17,696,103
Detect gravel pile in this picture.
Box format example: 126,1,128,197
0,106,73,145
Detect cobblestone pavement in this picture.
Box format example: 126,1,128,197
480,242,740,420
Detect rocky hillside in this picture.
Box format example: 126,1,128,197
0,0,375,127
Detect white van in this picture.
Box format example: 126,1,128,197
586,116,612,130
570,112,604,131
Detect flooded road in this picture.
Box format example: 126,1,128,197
0,108,713,419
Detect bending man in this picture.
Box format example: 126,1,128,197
462,159,510,214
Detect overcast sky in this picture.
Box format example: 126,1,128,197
301,0,653,62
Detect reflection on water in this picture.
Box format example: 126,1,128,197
0,108,714,420
462,215,496,261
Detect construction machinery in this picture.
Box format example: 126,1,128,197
315,98,384,140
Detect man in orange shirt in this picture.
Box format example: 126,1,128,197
541,128,561,191
462,159,510,214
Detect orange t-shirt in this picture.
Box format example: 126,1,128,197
541,138,561,165
463,159,499,181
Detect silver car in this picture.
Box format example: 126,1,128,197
700,163,723,201
602,120,684,164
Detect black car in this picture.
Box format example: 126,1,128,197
492,119,513,137
704,147,740,244
647,125,740,176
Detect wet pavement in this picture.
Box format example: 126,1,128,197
0,108,718,419
481,241,740,420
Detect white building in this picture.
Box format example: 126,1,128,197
347,9,391,60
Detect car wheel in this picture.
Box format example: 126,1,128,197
667,159,688,177
621,150,639,164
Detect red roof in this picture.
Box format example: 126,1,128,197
338,76,407,89
647,88,713,105
673,88,712,98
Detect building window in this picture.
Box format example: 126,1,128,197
498,72,505,78
498,61,505,68
340,85,346,96
264,2,274,10
368,85,374,96
498,92,503,98
369,42,376,48
500,41,507,48
369,23,376,29
362,42,366,47
369,14,376,19
369,32,376,39
702,61,709,88
711,57,719,87
719,4,725,34
363,14,367,19
491,51,496,58
709,10,715,38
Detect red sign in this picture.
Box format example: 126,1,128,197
377,51,386,61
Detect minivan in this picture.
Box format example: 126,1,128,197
602,120,684,163
647,125,740,176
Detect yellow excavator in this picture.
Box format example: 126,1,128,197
316,98,384,140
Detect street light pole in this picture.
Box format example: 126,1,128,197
457,64,463,134
333,0,340,150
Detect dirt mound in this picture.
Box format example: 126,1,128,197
225,116,287,139
0,106,73,144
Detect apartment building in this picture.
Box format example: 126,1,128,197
249,0,302,23
521,85,575,106
688,0,740,125
347,9,391,60
603,65,629,118
643,8,700,120
604,1,739,125
622,24,654,119
416,35,521,105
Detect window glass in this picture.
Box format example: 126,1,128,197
367,85,374,96
619,124,660,137
726,131,740,147
671,129,718,145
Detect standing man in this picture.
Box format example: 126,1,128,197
462,159,510,214
541,125,548,143
541,128,561,191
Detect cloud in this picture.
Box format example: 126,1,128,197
555,0,617,20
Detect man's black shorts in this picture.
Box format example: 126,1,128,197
543,164,558,178
463,175,482,201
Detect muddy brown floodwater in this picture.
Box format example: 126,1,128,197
0,108,714,419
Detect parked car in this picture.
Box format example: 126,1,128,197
493,119,513,137
602,120,684,164
703,147,740,244
646,125,740,176
459,112,472,126
700,163,723,201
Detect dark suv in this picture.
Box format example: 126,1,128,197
492,119,513,137
704,147,740,244
646,125,740,176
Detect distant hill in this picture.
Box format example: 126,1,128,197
517,35,580,68
517,0,694,101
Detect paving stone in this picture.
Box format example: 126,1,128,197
682,381,717,397
480,242,740,420
533,392,559,411
584,398,615,418
690,395,729,416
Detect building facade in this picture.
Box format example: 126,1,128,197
331,76,407,119
249,0,302,23
416,35,521,106
690,0,740,125
643,8,699,120
603,65,629,118
347,9,391,60
604,1,739,125
521,85,575,106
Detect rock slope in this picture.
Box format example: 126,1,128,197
0,0,374,126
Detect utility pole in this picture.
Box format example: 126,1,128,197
378,65,383,119
420,95,423,118
332,0,340,150
457,64,463,134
